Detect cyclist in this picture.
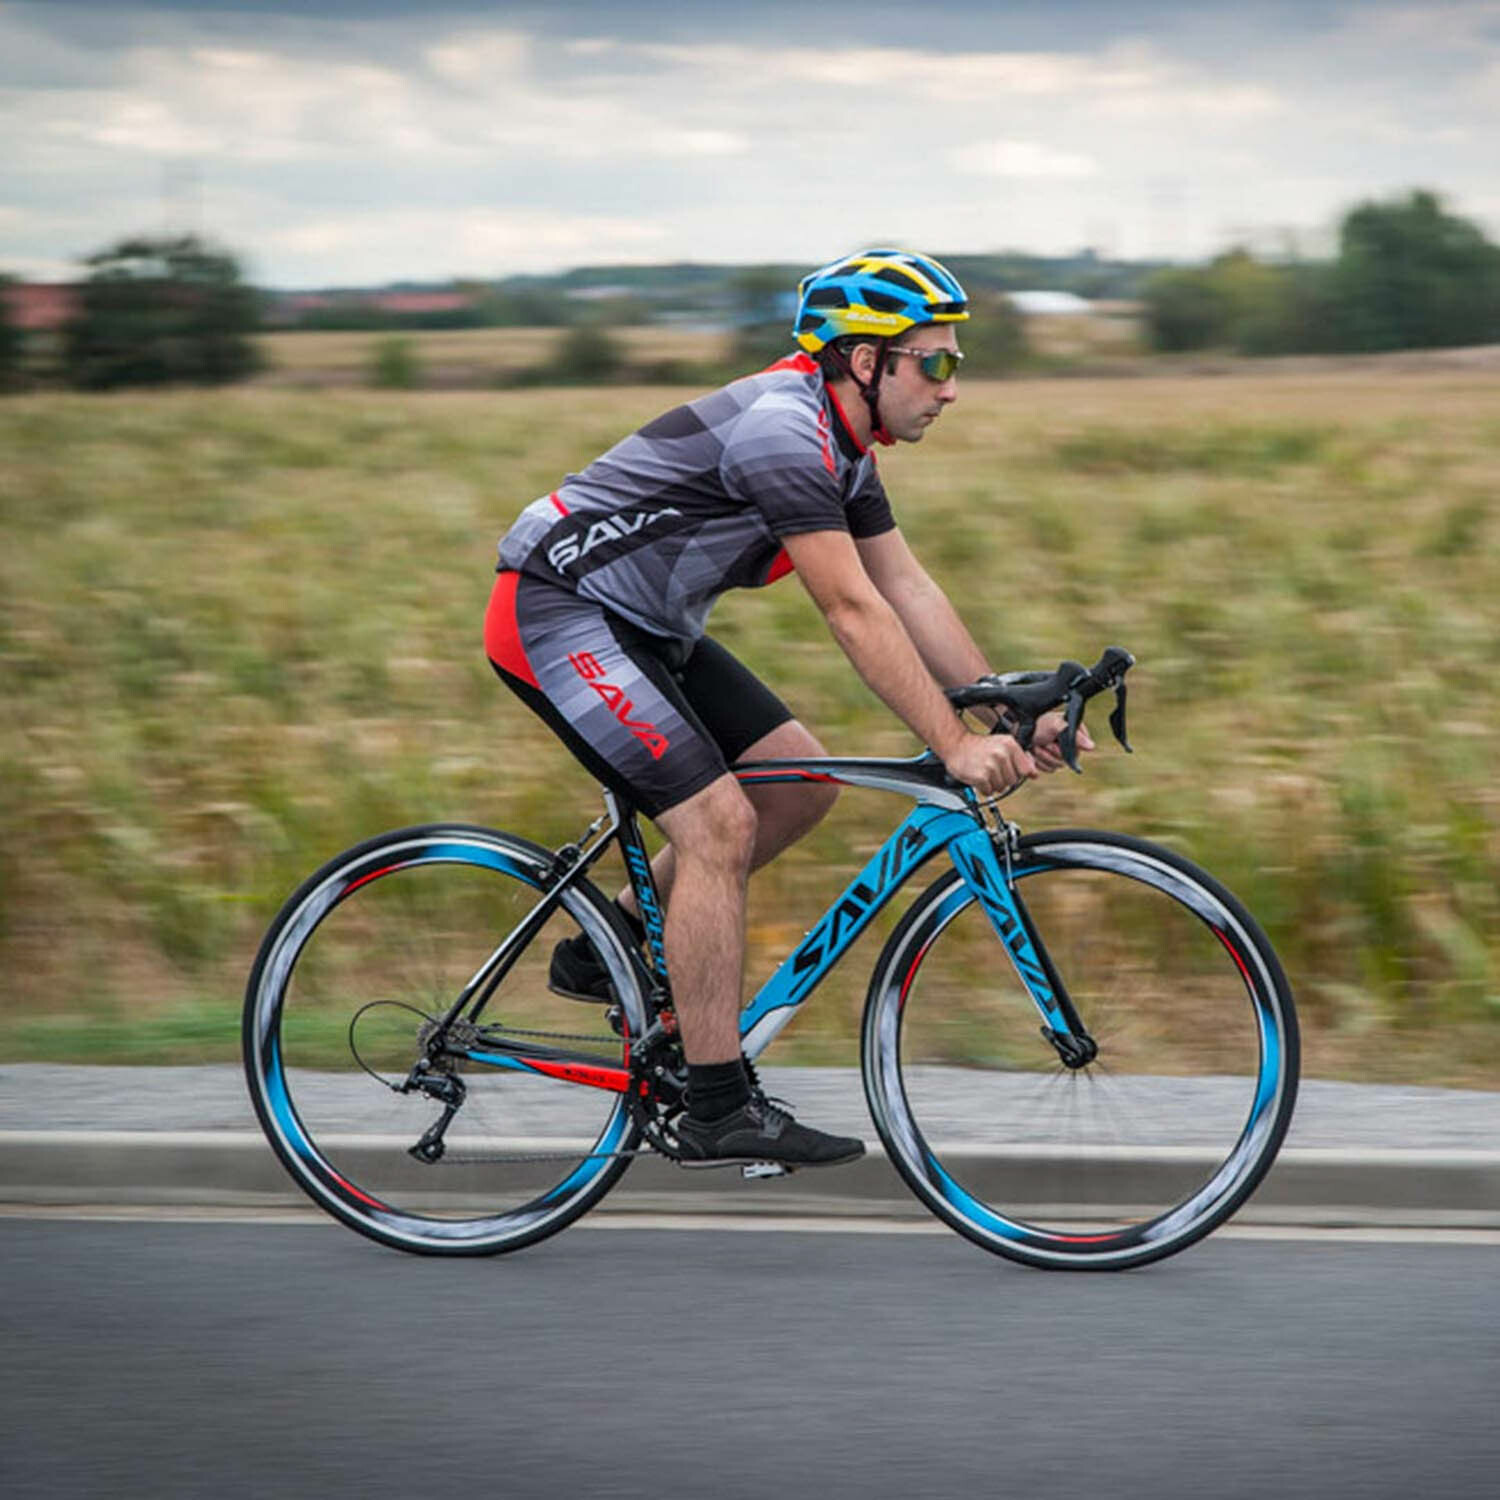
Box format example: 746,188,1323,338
485,249,1086,1169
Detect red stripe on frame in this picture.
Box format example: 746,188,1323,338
522,1058,631,1092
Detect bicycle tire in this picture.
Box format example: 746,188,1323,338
243,823,646,1255
861,829,1298,1270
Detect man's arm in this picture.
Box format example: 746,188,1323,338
782,529,1034,795
855,526,989,688
854,526,1093,772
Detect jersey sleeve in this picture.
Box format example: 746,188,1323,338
718,392,860,538
844,457,895,539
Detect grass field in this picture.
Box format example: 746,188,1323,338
253,324,727,386
250,311,1144,387
3,364,1499,1083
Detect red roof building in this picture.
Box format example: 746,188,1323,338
1,282,80,331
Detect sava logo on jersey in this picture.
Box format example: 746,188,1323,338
547,506,683,572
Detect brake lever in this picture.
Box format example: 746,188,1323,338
1061,690,1086,772
1109,682,1133,754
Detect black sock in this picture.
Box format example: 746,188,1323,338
614,897,647,947
687,1059,750,1123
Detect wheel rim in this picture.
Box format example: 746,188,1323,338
246,830,639,1251
866,836,1296,1266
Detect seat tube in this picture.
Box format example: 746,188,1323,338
616,799,671,996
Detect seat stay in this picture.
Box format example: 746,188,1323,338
738,803,978,1059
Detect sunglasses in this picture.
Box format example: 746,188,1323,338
885,346,964,382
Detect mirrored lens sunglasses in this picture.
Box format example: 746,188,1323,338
885,347,964,382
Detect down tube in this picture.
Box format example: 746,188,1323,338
944,827,1079,1040
739,805,978,1059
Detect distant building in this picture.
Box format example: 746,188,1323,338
363,291,475,315
260,286,482,326
1,282,79,331
1004,290,1093,316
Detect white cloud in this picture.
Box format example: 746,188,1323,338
263,207,669,279
423,32,531,87
3,4,1499,283
1351,1,1500,49
951,139,1099,179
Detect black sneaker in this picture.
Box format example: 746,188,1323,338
674,1093,865,1170
547,933,616,1003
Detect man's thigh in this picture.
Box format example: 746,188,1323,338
488,574,729,817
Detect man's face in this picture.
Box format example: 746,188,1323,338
879,325,961,443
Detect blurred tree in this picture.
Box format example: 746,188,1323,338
1144,250,1347,356
960,293,1029,375
62,234,261,389
475,283,572,327
369,335,422,389
552,322,624,382
728,264,797,370
1142,264,1231,351
0,274,24,390
1331,190,1500,351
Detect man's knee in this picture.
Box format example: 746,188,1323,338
659,776,758,870
740,720,839,831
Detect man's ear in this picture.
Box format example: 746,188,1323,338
848,340,880,381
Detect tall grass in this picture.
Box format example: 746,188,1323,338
3,371,1499,1083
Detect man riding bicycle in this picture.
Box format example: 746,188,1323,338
486,249,1086,1169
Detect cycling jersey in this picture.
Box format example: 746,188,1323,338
489,354,892,814
496,353,894,645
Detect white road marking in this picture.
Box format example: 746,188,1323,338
3,1203,1499,1245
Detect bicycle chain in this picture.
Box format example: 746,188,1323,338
429,1145,658,1166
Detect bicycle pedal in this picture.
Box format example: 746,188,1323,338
741,1162,792,1180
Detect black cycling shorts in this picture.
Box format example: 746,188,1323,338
485,570,793,817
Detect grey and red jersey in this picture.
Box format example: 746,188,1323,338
496,353,895,643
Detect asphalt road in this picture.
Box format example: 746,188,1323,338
2,1216,1497,1500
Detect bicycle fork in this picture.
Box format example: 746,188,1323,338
948,822,1098,1069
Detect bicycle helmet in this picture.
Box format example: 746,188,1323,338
793,248,968,353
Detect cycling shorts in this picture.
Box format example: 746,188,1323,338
485,570,793,817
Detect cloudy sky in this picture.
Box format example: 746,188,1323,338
4,0,1499,287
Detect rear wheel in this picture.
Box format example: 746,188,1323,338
862,829,1298,1269
243,824,645,1255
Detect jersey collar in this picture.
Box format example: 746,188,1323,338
823,378,874,459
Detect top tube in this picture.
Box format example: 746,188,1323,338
733,752,973,811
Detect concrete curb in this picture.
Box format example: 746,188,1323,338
5,1131,1499,1228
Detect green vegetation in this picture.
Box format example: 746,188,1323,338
1143,191,1500,355
62,234,261,389
368,335,422,389
3,372,1499,1084
0,273,23,390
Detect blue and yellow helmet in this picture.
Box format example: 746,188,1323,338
793,248,969,353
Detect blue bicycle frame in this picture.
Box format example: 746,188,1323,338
450,752,1089,1089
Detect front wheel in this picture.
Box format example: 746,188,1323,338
243,823,646,1255
862,829,1298,1270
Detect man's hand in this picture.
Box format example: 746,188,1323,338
942,731,1038,796
1030,711,1095,773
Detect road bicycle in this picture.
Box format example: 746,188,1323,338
243,647,1299,1270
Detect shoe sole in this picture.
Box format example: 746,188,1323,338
546,980,615,1004
676,1148,865,1170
